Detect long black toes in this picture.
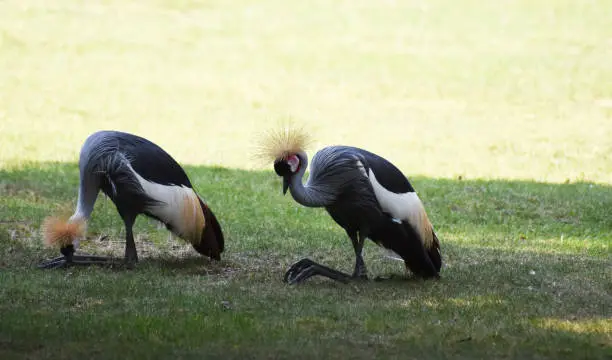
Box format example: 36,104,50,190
284,258,315,283
288,258,314,272
284,259,352,285
285,259,321,285
287,264,318,285
373,273,405,282
284,261,308,283
37,254,116,270
37,256,69,269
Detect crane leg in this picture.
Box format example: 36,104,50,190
122,214,138,268
349,231,368,280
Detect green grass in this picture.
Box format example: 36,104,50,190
1,0,611,359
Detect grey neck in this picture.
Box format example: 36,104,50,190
288,152,333,208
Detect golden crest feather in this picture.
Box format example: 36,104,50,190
256,125,312,162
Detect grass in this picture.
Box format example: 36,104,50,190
0,0,611,359
1,164,611,359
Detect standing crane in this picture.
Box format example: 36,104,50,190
39,130,224,269
260,127,441,284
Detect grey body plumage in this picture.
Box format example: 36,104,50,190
289,146,378,209
73,131,157,221
291,146,384,231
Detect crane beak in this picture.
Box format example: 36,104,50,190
282,177,290,195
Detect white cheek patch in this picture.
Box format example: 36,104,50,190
287,155,300,173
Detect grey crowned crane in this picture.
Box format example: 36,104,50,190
39,130,224,269
260,127,442,284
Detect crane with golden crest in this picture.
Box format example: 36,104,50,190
39,130,224,269
259,126,442,284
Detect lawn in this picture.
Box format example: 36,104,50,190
0,0,611,359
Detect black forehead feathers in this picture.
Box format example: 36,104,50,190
274,159,291,176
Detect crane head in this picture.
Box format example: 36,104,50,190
274,154,300,194
255,124,310,195
41,216,86,249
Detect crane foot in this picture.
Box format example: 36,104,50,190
37,254,116,269
284,258,353,285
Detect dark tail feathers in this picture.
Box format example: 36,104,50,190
370,216,440,279
428,231,442,273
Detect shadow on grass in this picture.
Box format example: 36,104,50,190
0,241,609,360
0,159,610,360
